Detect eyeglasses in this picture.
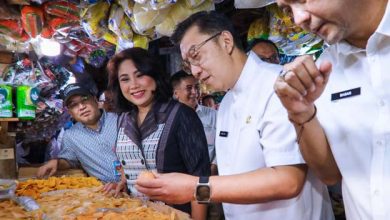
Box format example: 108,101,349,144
182,32,222,74
67,95,92,110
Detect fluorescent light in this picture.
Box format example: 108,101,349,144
40,38,61,56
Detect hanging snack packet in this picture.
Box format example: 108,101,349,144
117,0,135,18
81,1,110,41
0,84,13,117
21,6,44,38
0,20,24,39
150,0,177,10
44,1,80,20
131,2,171,34
247,18,269,42
16,85,39,120
108,3,125,37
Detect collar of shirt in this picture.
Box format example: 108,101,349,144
230,51,260,98
377,1,390,37
82,110,106,133
195,104,202,113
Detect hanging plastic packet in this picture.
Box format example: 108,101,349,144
119,16,134,40
108,3,125,37
44,1,80,20
16,85,39,120
0,84,13,117
247,18,269,43
0,20,24,40
267,4,323,56
150,0,177,10
21,6,44,39
130,2,172,34
134,0,148,4
155,14,175,37
81,1,110,41
117,0,135,18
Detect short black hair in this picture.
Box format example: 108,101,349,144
171,11,243,51
247,38,279,54
107,47,172,112
202,95,215,103
170,70,195,90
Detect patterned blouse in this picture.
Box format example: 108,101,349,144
115,100,210,214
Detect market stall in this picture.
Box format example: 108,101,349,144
0,0,328,219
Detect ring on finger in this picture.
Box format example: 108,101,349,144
279,69,292,80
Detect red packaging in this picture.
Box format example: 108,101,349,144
49,17,79,32
44,1,79,20
41,26,55,39
21,6,44,38
0,19,23,38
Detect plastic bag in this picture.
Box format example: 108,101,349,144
131,2,171,34
267,4,323,56
0,20,24,40
247,18,269,42
21,6,44,38
81,1,110,41
150,0,177,10
117,0,135,18
155,15,175,37
49,18,79,32
119,16,134,40
108,3,125,37
44,1,80,20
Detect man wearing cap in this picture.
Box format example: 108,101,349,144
37,83,120,183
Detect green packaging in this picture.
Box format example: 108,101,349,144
16,85,39,120
0,84,13,117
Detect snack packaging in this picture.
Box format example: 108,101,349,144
16,85,38,119
0,84,13,117
0,20,24,39
81,1,110,41
108,3,125,37
21,6,44,38
44,1,80,20
117,0,135,18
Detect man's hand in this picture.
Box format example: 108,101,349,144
103,178,127,197
36,159,58,178
135,173,198,204
274,55,332,122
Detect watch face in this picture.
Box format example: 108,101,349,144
196,185,210,201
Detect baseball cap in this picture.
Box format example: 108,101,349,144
62,83,93,106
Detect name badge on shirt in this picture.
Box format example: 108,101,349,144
331,87,361,101
219,131,228,137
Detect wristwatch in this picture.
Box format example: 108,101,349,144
195,176,211,204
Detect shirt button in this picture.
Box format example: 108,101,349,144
379,100,385,107
141,159,145,165
373,189,380,196
125,174,130,179
121,160,126,165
